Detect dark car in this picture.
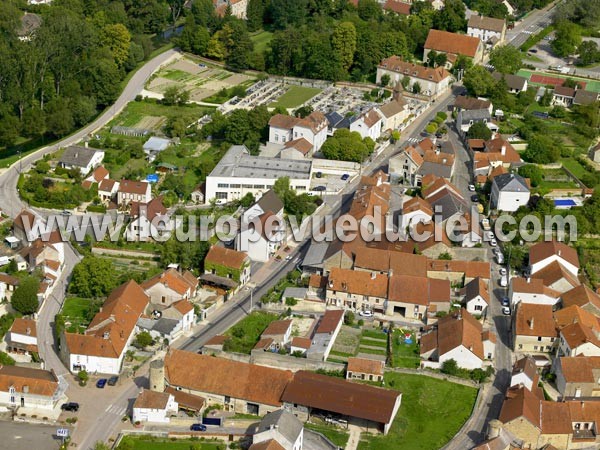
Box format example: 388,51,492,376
312,185,326,192
61,402,79,412
315,171,322,178
341,173,350,181
190,424,207,431
471,194,479,202
108,376,119,386
96,378,107,389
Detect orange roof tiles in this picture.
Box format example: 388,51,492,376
529,241,579,270
262,319,292,337
0,365,58,397
515,303,556,338
328,268,388,298
119,179,149,195
425,30,481,58
291,337,312,349
268,114,299,130
347,357,384,376
315,310,344,334
557,356,600,383
9,318,37,338
437,309,484,360
205,246,248,270
561,285,600,310
531,261,580,290
499,386,541,428
379,56,451,83
142,268,196,296
134,389,171,410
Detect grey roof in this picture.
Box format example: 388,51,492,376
419,161,453,179
492,72,527,91
143,137,171,152
464,277,486,301
257,409,304,445
256,190,284,215
429,191,469,221
460,109,491,123
59,146,103,168
301,241,329,269
325,111,344,128
209,145,312,180
282,287,308,300
493,173,529,192
439,141,456,155
152,318,180,335
573,89,599,106
198,273,238,289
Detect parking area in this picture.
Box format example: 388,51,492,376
0,421,68,450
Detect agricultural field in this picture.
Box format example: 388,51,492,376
147,57,255,103
538,168,579,190
110,99,213,131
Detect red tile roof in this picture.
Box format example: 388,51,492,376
425,30,481,58
379,56,451,83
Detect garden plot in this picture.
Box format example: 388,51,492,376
329,325,361,359
134,116,166,131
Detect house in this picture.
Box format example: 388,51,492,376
349,108,383,141
268,112,328,152
464,277,490,315
389,146,424,185
213,0,248,19
530,241,579,280
164,349,293,416
510,356,539,391
20,235,65,283
117,180,152,207
476,136,522,167
205,145,312,204
125,197,172,241
491,173,530,212
252,409,304,450
191,184,205,204
132,389,178,423
467,15,506,45
7,317,38,355
457,108,497,136
388,275,451,320
423,30,484,69
561,285,600,315
141,268,198,306
139,298,195,342
509,277,561,307
453,96,493,113
0,365,61,411
377,98,410,132
573,89,599,106
497,386,543,445
557,320,600,358
346,357,384,383
58,145,104,176
143,137,171,159
552,86,576,107
82,166,109,190
400,196,433,229
376,56,452,98
382,0,411,16
12,210,43,243
202,246,250,295
512,303,557,354
325,111,345,136
426,184,469,223
290,337,311,356
280,138,314,160
261,320,293,349
61,280,150,375
305,309,344,361
492,72,528,94
554,356,600,398
325,268,388,312
281,370,402,435
98,179,119,205
237,190,286,262
418,149,455,181
420,309,492,370
0,273,19,302
427,259,491,284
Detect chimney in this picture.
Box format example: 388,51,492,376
371,272,376,280
501,145,506,155
527,277,531,283
26,327,31,336
558,249,562,256
103,331,110,340
529,318,534,330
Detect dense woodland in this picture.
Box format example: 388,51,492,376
0,0,183,149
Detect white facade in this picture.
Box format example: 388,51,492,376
117,182,152,206
467,25,506,44
125,215,176,241
60,150,105,176
269,126,292,144
491,185,530,212
292,124,327,153
133,393,178,424
0,389,57,410
376,69,451,99
559,333,600,358
483,338,495,360
237,224,285,262
439,345,484,370
68,352,124,375
466,295,488,315
254,427,304,450
349,111,382,141
509,288,559,307
511,372,535,391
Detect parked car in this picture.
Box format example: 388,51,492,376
191,424,207,431
499,275,508,287
359,310,373,317
501,297,510,307
61,402,79,412
496,253,504,264
471,194,479,202
468,184,476,192
315,171,322,178
499,268,507,276
312,185,326,192
490,239,497,247
486,231,495,240
341,173,350,181
96,378,107,389
61,210,72,216
108,376,119,386
502,306,511,315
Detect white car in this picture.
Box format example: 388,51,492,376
468,184,475,192
499,268,507,276
359,310,373,318
490,239,497,247
502,306,511,316
486,231,495,240
499,275,508,287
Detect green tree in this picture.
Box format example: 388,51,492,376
0,111,21,147
134,331,153,349
433,0,467,32
552,21,582,57
380,73,391,87
77,370,88,386
522,134,561,164
101,23,131,67
344,311,355,325
247,0,265,32
463,65,496,96
0,351,15,366
489,45,523,74
331,21,357,73
518,164,543,187
11,276,40,315
467,121,492,140
578,40,600,65
273,176,291,200
69,256,116,298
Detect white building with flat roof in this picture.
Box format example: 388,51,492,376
205,145,312,203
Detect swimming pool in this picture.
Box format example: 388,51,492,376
554,199,577,207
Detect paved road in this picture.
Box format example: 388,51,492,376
507,1,561,49
0,421,69,450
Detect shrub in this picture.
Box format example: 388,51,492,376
425,123,438,134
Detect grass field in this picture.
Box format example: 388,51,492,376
538,168,579,190
251,30,274,54
390,330,420,369
517,69,600,93
117,436,223,450
112,99,214,128
561,157,589,179
270,85,322,109
62,297,95,332
305,422,349,448
358,373,478,450
224,311,280,354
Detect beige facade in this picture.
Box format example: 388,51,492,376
513,334,556,354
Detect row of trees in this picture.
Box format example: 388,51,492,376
0,0,173,149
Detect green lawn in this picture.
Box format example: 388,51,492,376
305,422,349,448
561,158,589,179
112,99,214,128
251,30,274,54
390,330,420,369
357,347,387,356
117,436,223,450
360,338,387,348
270,86,322,109
358,373,478,450
224,311,280,354
62,297,95,332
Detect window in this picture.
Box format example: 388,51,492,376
217,183,229,188
230,184,241,188
216,192,227,200
534,346,538,351
224,396,231,404
518,344,523,349
242,184,253,189
161,296,166,304
537,336,542,341
253,185,264,189
475,305,483,311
